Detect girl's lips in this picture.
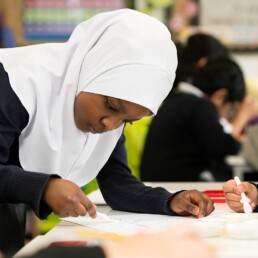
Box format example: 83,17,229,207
89,125,102,134
88,125,96,134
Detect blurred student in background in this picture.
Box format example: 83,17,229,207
169,32,230,95
141,57,258,182
125,32,230,179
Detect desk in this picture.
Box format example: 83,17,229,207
15,182,258,258
148,182,223,191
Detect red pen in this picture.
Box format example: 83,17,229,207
50,241,88,247
202,190,226,203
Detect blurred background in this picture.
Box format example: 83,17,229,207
0,0,257,242
0,0,257,104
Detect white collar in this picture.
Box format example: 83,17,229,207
177,82,204,98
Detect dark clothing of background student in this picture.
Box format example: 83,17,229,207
169,33,229,97
141,57,245,182
140,92,240,182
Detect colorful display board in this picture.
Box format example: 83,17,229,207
23,0,126,40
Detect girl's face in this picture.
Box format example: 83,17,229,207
218,102,239,121
74,92,152,134
209,88,239,119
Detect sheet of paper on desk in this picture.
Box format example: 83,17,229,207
61,212,194,236
62,205,258,240
61,203,231,237
189,212,258,239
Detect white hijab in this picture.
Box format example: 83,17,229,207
0,9,177,186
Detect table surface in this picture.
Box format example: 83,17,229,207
15,182,258,258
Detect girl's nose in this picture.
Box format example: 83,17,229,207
101,117,123,131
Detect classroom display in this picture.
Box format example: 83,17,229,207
23,0,126,40
199,0,258,50
169,0,258,50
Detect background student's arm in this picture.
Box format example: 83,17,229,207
223,180,258,212
230,96,258,141
190,99,241,158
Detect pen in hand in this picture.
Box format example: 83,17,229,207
234,176,253,214
96,211,114,222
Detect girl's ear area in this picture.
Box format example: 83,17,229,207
211,88,229,103
196,57,208,68
209,88,229,112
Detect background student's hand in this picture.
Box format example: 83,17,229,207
103,224,215,258
223,179,258,212
230,96,258,141
169,190,215,218
42,178,96,218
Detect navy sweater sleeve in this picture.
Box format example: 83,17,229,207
0,63,56,219
97,133,178,215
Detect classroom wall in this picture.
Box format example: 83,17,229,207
233,53,258,80
232,52,258,96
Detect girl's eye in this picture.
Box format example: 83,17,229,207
106,96,117,112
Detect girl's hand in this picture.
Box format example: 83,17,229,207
170,190,215,218
42,178,96,217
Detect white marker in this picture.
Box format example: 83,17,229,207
234,176,252,214
96,211,114,222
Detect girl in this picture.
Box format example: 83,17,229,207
0,8,213,230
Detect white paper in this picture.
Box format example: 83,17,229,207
61,211,195,236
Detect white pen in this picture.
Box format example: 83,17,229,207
96,211,114,222
234,176,252,214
